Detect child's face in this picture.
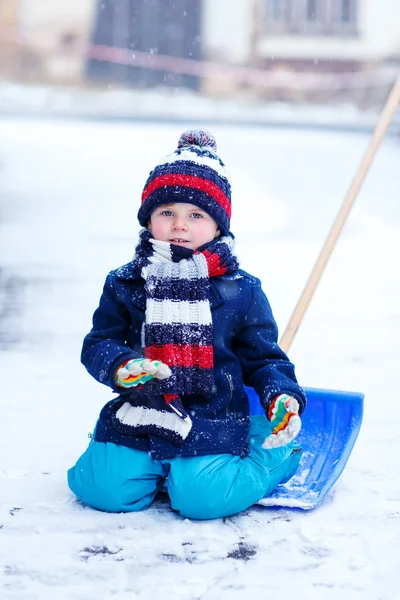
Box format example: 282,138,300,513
148,203,220,250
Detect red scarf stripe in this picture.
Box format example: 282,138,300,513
201,249,228,277
141,173,232,217
164,393,180,404
146,344,214,369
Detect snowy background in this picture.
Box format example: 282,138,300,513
1,118,400,599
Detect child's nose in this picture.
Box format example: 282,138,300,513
172,216,188,230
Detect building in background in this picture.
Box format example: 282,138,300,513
257,0,400,68
87,0,202,90
203,0,400,101
0,0,93,82
0,0,399,103
0,0,20,78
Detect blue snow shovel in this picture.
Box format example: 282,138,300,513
253,78,400,510
248,386,364,510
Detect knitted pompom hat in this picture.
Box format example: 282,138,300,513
138,129,232,235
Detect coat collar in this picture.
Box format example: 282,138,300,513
115,262,224,311
115,262,137,281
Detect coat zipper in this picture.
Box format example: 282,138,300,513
225,372,234,415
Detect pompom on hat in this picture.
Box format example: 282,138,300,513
138,129,232,235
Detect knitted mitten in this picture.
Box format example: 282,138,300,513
262,394,302,449
116,358,171,388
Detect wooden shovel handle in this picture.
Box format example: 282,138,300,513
279,78,400,353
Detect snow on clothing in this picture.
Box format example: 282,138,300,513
68,416,302,520
78,246,306,461
111,230,240,446
69,128,306,518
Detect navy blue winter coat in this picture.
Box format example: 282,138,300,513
82,263,306,460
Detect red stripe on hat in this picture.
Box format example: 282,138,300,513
142,173,231,218
145,344,214,369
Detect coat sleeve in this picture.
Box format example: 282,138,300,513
81,272,141,391
233,277,306,414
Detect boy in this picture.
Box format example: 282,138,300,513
68,130,306,520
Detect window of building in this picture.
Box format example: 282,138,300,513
340,0,351,22
307,0,317,21
268,0,288,22
265,0,292,33
264,0,358,35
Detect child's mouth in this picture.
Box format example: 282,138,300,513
170,239,189,244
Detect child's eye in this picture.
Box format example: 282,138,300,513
190,213,202,219
161,210,173,217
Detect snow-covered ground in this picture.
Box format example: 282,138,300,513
3,80,399,134
0,118,399,599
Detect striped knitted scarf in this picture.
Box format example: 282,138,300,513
136,228,238,394
112,229,239,446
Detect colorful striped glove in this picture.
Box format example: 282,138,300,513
262,394,302,449
116,358,171,388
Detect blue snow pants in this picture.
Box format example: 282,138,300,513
68,416,302,520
